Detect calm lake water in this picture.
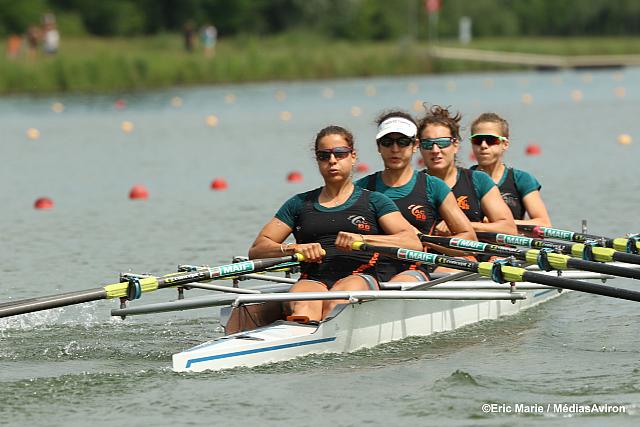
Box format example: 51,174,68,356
1,68,639,426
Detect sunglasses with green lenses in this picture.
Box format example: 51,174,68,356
419,137,455,150
377,136,415,148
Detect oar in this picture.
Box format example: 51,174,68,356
419,234,640,280
352,242,640,302
518,224,640,254
0,255,305,319
477,232,640,266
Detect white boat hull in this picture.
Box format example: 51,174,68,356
172,285,563,372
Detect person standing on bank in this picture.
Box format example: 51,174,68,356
417,105,517,236
469,112,551,227
249,125,422,322
355,111,476,281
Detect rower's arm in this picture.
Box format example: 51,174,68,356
438,192,477,241
517,190,552,227
248,217,293,258
425,193,478,256
474,186,517,234
249,217,325,262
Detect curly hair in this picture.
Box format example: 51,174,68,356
416,104,462,140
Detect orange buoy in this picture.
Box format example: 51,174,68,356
617,134,632,145
129,185,149,200
355,163,370,173
525,144,541,156
286,171,303,183
210,178,228,191
26,128,41,140
34,197,54,210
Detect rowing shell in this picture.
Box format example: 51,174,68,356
172,275,576,372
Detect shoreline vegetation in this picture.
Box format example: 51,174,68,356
2,34,640,95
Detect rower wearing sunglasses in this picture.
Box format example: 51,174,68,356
355,111,476,281
417,105,517,236
468,112,551,227
249,125,422,322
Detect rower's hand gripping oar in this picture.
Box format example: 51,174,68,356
477,232,640,266
0,254,307,319
352,242,640,303
419,234,640,281
518,224,640,255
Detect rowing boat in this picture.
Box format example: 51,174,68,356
168,266,622,372
3,226,639,373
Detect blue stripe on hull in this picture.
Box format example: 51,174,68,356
533,289,556,298
185,336,337,368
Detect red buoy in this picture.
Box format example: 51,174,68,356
286,171,303,183
525,143,541,156
355,163,370,173
114,99,126,110
416,158,425,168
129,184,149,200
34,197,54,210
469,152,477,162
210,178,228,191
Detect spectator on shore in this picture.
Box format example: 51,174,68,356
201,24,217,57
42,12,59,54
26,25,41,59
6,34,22,59
183,21,196,52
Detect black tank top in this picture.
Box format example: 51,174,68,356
366,172,434,279
452,168,484,222
365,172,439,234
292,188,382,281
498,167,526,220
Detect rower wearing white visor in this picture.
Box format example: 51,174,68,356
355,111,476,282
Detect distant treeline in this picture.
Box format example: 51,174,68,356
1,0,639,38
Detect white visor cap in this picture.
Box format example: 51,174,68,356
376,117,418,140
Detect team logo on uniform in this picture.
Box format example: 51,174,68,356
407,204,426,221
501,192,518,208
348,215,371,231
456,195,470,210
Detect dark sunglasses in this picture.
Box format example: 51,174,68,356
419,137,455,150
377,136,415,148
316,146,353,161
469,133,508,146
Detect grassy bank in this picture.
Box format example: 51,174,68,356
2,34,639,95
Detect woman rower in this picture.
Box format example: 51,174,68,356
417,105,517,236
468,112,551,227
248,125,422,322
355,110,476,281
